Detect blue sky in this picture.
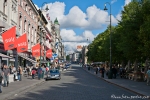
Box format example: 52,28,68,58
33,0,131,53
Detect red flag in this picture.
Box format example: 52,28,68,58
32,44,40,57
46,49,52,58
15,33,28,53
2,26,17,50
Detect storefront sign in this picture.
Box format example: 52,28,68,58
2,57,8,60
46,49,52,58
15,33,28,53
32,43,40,57
2,26,17,50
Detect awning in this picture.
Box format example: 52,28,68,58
0,53,15,61
18,53,36,63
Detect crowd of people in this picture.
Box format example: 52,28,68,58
0,64,51,93
82,63,150,86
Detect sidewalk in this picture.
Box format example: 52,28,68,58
0,75,45,100
83,67,150,97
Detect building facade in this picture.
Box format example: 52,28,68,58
0,0,18,67
17,0,38,67
82,46,88,64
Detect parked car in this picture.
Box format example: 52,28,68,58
45,69,61,81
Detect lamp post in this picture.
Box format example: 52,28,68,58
104,2,112,79
87,37,90,61
39,2,49,67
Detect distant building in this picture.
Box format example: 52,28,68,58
82,46,88,64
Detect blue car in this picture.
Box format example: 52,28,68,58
45,69,61,81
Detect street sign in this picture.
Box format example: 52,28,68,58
53,53,58,57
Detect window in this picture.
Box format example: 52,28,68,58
24,17,26,32
19,12,22,30
25,4,27,11
3,0,7,14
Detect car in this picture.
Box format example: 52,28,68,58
45,69,61,81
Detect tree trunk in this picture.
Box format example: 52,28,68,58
127,60,131,72
134,59,138,72
144,58,149,74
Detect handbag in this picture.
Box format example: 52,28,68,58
15,75,18,80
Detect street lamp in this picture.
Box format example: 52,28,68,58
87,37,90,60
104,2,112,79
39,2,49,67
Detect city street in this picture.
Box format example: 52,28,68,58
6,64,148,100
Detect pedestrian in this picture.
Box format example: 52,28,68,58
112,66,117,79
0,68,4,93
26,67,30,77
41,66,46,79
100,65,105,78
12,66,17,81
95,66,98,74
17,66,23,81
46,66,49,75
146,67,150,86
37,67,42,80
3,65,10,87
31,67,36,79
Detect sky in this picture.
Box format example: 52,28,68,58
32,0,131,54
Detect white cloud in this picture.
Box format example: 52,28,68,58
125,0,132,5
34,4,39,10
111,0,117,4
60,29,95,54
40,2,118,30
35,1,131,53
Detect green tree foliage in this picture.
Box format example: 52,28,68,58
87,0,150,64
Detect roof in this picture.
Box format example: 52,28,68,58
54,18,59,25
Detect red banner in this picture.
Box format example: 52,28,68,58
15,33,28,53
2,26,17,50
32,44,40,57
46,49,52,58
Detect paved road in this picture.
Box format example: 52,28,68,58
7,64,149,100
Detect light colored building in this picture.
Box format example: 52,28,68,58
0,0,18,67
82,46,88,64
36,10,48,64
54,18,62,59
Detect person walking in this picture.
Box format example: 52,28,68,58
95,66,98,74
26,67,30,77
112,66,117,79
12,66,17,81
41,66,46,79
146,67,150,86
31,67,36,79
17,66,23,81
100,65,105,78
3,65,10,87
37,67,42,80
0,68,4,93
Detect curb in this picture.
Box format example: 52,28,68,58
2,80,45,100
83,68,150,99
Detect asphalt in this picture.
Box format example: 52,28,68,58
0,66,150,100
83,67,150,98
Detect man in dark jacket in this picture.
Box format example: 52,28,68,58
112,66,117,79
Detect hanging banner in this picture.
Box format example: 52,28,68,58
46,49,52,58
15,33,28,53
2,26,17,50
32,43,40,57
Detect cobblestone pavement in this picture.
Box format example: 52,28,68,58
7,65,149,100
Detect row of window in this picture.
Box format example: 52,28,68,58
19,0,37,23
